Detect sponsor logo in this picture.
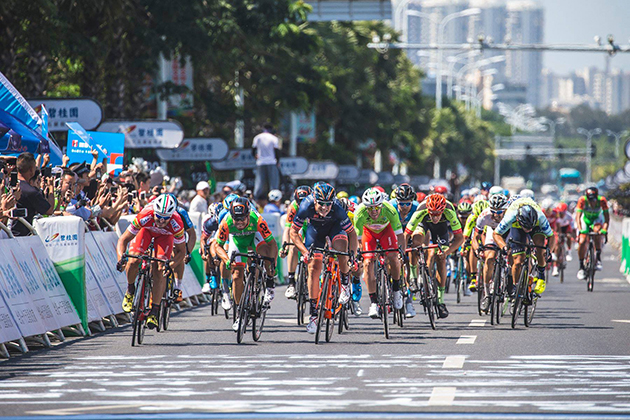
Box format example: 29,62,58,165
45,233,60,242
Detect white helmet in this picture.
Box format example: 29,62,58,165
473,194,487,203
541,197,555,211
362,187,385,207
519,189,535,200
489,186,504,196
268,189,282,202
469,187,481,197
153,193,177,218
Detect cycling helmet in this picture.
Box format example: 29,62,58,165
203,215,219,235
313,182,335,202
469,187,481,197
519,189,535,199
390,189,397,199
337,191,349,199
457,201,473,215
508,194,521,205
396,183,416,201
338,197,350,213
362,187,385,207
516,205,538,230
481,181,492,191
208,202,222,217
349,195,360,205
489,193,508,211
489,186,504,196
426,194,447,214
434,185,448,195
586,186,598,199
153,194,177,218
223,193,238,210
230,197,250,221
473,194,487,203
416,192,427,202
374,185,386,193
556,202,568,213
472,199,489,214
234,182,247,195
268,189,282,202
461,189,471,198
294,185,312,204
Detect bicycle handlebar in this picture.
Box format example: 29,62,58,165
310,247,352,258
230,251,276,264
405,244,441,253
122,253,171,264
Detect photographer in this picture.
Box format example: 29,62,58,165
11,152,55,236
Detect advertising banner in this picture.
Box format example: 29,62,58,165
279,157,309,175
34,217,88,332
27,98,103,131
67,127,125,175
290,161,339,180
156,138,229,162
0,288,21,345
85,232,124,314
91,231,129,294
163,55,194,117
187,212,206,287
97,120,184,149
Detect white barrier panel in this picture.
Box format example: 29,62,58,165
92,231,129,294
0,245,49,338
84,257,113,322
115,215,136,237
181,265,202,299
85,232,124,314
0,291,21,345
16,236,81,330
263,212,282,241
188,211,204,241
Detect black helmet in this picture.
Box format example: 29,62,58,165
481,181,492,191
516,205,538,230
396,183,416,201
586,186,598,199
230,197,250,221
293,185,312,204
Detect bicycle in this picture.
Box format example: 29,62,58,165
359,244,404,339
231,251,275,344
406,244,441,330
312,246,352,344
121,251,172,346
281,242,309,326
158,267,177,332
453,247,467,304
584,232,601,292
555,233,567,284
510,240,548,329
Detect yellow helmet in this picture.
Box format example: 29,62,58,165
336,191,349,199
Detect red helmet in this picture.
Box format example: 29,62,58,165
556,202,568,213
416,192,427,202
374,185,385,193
426,194,447,214
434,185,448,195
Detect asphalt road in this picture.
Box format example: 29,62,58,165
2,249,630,419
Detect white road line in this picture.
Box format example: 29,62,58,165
456,335,477,345
357,370,364,377
442,356,466,369
469,319,486,327
611,320,630,324
427,386,456,405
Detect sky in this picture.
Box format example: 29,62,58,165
544,0,630,74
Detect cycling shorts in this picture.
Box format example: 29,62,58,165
580,213,605,234
227,232,267,265
304,220,348,252
361,224,397,259
505,226,544,255
415,220,450,248
129,228,174,260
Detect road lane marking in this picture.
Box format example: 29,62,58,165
357,370,364,377
442,356,466,369
427,386,456,405
469,319,486,327
611,320,630,323
456,335,477,344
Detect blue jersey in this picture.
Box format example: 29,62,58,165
495,198,553,237
177,206,193,230
389,198,419,227
292,195,353,233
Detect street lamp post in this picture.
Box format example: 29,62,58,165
454,55,505,102
540,117,566,139
577,127,602,184
606,129,628,159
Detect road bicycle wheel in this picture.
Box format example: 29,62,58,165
378,268,390,339
456,255,464,304
325,279,338,343
252,275,266,342
489,262,502,326
161,298,171,331
131,273,146,347
477,280,484,316
210,287,219,316
237,272,253,344
137,276,151,345
421,269,436,330
444,258,452,294
557,243,565,284
315,273,330,345
587,242,595,292
296,263,307,326
524,292,537,327
511,266,528,329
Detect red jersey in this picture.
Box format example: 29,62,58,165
127,205,186,244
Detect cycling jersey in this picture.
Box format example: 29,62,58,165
177,206,193,230
474,208,502,245
495,197,553,237
292,195,353,249
554,212,574,229
463,202,488,238
389,198,420,226
576,196,608,232
128,205,186,244
216,211,274,264
405,200,462,236
354,201,403,237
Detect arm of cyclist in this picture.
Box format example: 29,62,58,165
444,207,464,255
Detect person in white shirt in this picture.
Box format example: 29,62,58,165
252,123,280,201
189,181,210,214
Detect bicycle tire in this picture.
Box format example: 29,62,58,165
296,262,307,326
237,272,253,344
315,273,330,345
252,273,266,342
524,294,537,327
511,265,528,329
444,258,452,294
422,268,436,330
378,267,390,339
489,261,501,326
477,280,484,316
558,244,565,284
210,288,219,316
131,272,145,347
587,242,595,292
137,278,151,345
162,298,171,331
326,279,339,342
456,254,464,304
337,304,346,334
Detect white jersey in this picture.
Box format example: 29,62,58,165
475,208,501,246
556,212,574,228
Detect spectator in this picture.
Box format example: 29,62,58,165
252,123,280,201
11,152,55,236
263,189,283,214
189,181,210,213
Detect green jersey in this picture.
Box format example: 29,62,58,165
354,201,403,236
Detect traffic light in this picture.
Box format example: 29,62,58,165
591,144,597,157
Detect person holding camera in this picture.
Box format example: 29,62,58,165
11,152,55,236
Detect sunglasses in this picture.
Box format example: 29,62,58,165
399,201,412,207
316,201,333,207
155,213,170,221
429,211,442,217
491,209,505,215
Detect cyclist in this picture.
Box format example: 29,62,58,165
215,197,278,332
470,193,509,311
492,197,556,297
576,187,609,279
463,199,489,293
480,181,492,198
354,188,405,318
338,197,364,315
456,201,474,297
200,214,232,310
290,182,358,334
117,194,186,329
405,194,464,319
281,185,312,299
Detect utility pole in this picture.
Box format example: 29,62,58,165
577,128,602,184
